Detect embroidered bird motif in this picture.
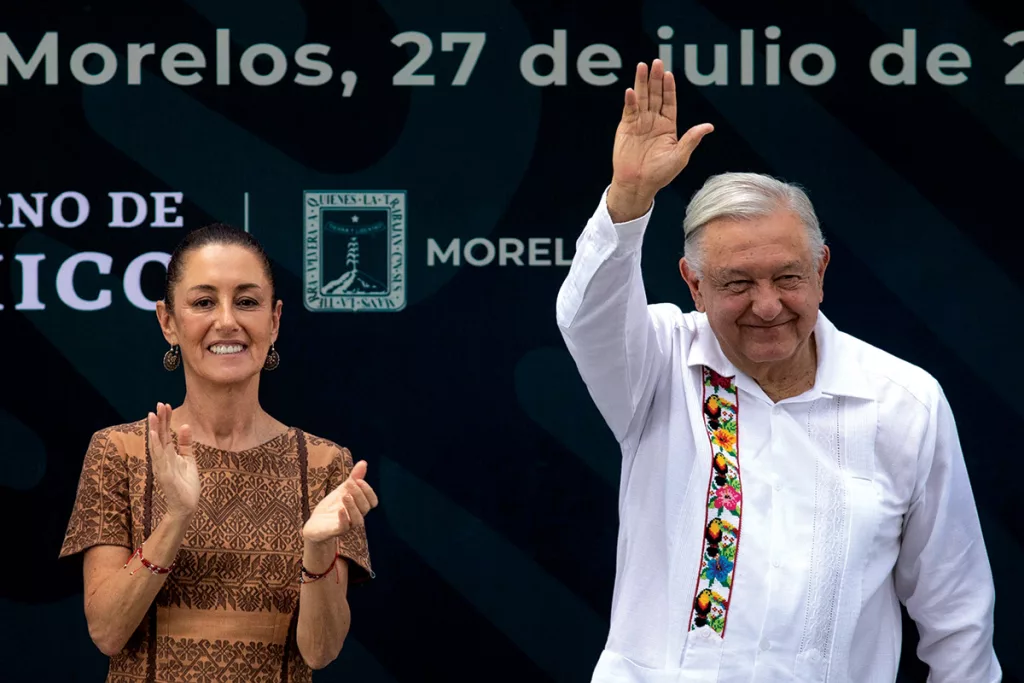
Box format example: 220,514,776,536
705,518,724,556
713,453,729,485
716,518,738,534
704,395,737,431
693,588,713,626
704,396,722,429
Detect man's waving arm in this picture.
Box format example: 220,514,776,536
556,59,713,442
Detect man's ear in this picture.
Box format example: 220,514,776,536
816,246,830,303
679,258,705,312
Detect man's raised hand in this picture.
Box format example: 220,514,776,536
607,59,714,222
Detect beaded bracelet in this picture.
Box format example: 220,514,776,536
299,553,340,585
124,545,176,576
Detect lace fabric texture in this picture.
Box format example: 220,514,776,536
799,397,846,667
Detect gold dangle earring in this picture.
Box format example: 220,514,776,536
163,345,181,371
263,343,280,371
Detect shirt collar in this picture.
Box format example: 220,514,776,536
685,311,875,403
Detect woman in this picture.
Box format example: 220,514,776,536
59,223,377,682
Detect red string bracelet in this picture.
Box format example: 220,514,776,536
123,546,176,576
299,553,340,585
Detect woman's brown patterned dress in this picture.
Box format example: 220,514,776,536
59,419,373,682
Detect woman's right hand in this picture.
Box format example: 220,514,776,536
149,403,200,519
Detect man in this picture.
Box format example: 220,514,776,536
556,59,1000,682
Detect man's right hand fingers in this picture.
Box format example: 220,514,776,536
634,62,649,113
677,123,715,163
622,87,638,122
648,59,664,117
662,70,678,125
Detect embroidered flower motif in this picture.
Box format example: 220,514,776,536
690,366,742,638
713,428,736,452
706,369,735,392
713,485,741,512
703,555,735,585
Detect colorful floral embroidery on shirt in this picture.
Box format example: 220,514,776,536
689,366,742,637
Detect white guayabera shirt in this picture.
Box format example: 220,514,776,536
555,190,1001,683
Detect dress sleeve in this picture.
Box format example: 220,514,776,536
326,447,374,583
58,428,133,558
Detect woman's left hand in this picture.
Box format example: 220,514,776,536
302,460,379,544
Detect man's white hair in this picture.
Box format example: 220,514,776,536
682,172,826,278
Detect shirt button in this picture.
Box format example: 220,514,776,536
772,558,781,568
759,638,771,651
774,481,783,492
701,629,712,639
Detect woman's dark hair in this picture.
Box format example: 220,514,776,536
164,223,276,309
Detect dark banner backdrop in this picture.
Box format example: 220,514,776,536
1,1,1021,681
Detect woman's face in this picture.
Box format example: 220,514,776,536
158,243,281,386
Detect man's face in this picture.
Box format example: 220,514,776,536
680,208,829,370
